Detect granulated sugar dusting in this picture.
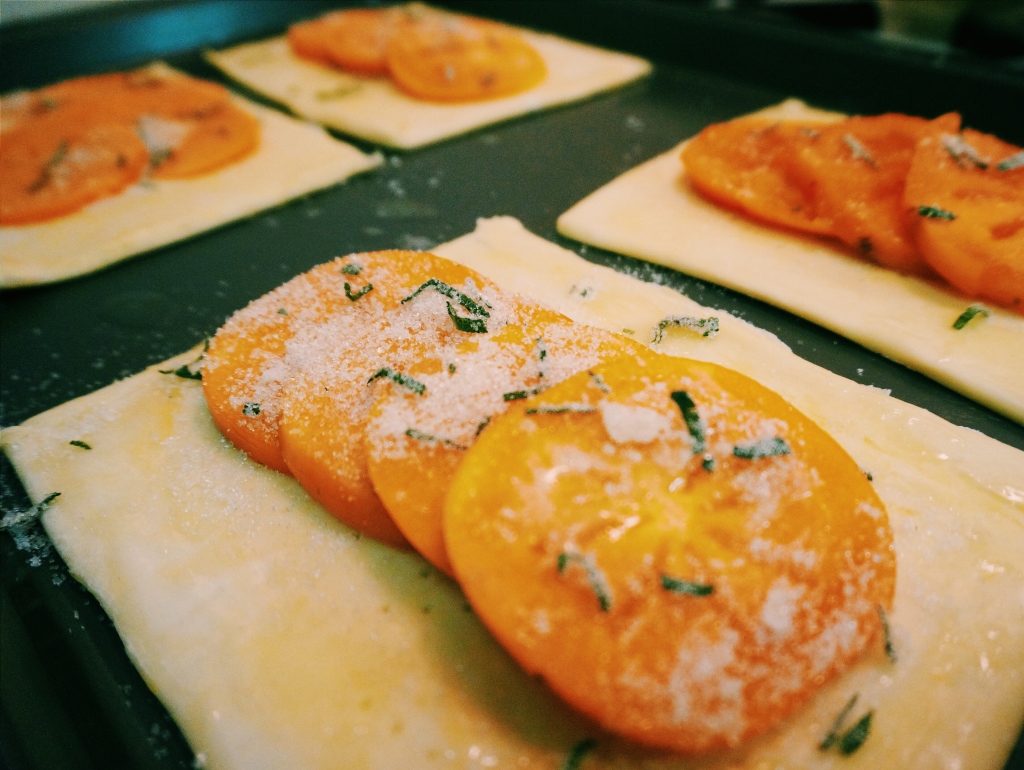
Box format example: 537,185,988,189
445,347,896,754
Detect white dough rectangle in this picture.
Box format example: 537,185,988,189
2,217,1023,769
0,89,381,289
205,15,651,149
556,101,1024,425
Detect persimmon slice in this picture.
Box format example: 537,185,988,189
904,128,1024,311
386,14,546,102
146,101,261,180
365,307,637,574
445,348,895,753
0,66,259,225
202,256,382,474
287,8,398,76
0,122,148,225
273,250,516,548
681,117,835,236
794,113,960,274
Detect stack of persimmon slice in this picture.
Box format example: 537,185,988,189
682,112,1024,310
203,248,896,753
0,66,260,225
287,5,547,102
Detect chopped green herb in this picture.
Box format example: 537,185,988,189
838,711,873,755
69,440,92,450
558,551,613,611
341,262,363,275
277,307,289,315
367,367,426,395
242,402,261,417
561,738,597,770
0,492,61,532
702,454,716,472
315,83,362,100
997,150,1024,172
579,287,591,298
878,605,896,663
401,278,490,318
503,387,543,402
661,575,714,596
446,301,487,333
344,282,373,301
820,694,859,750
952,303,989,330
525,403,597,415
28,140,69,193
448,363,456,374
863,469,874,482
942,133,989,169
843,134,877,167
474,415,491,436
621,328,635,335
148,147,172,169
733,437,791,459
588,371,611,393
918,205,956,221
405,428,466,450
159,363,203,381
536,337,548,362
652,315,720,344
670,390,706,455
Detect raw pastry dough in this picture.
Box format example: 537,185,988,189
557,100,1024,425
0,87,380,288
205,11,651,149
2,217,1022,769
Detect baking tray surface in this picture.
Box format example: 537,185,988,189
2,2,1022,769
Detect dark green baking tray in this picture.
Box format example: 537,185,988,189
1,2,1022,768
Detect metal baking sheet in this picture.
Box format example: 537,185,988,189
2,1,1022,768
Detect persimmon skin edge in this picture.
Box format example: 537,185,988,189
444,350,896,753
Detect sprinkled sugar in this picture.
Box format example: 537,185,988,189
599,401,673,444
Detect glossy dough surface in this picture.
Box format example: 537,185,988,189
2,217,1023,769
0,68,380,288
557,100,1024,425
205,8,651,149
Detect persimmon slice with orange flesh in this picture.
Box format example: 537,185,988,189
202,256,385,474
681,117,835,236
0,122,149,226
274,250,517,548
287,8,397,76
365,308,638,574
386,14,546,102
0,66,259,225
146,102,261,180
445,348,895,753
794,113,960,275
904,128,1024,311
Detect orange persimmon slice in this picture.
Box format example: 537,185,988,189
793,113,960,274
202,255,387,474
445,348,895,753
0,121,149,225
0,66,259,225
681,117,835,236
386,13,546,102
288,8,399,76
904,128,1024,311
365,307,638,574
146,101,261,180
274,250,517,548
